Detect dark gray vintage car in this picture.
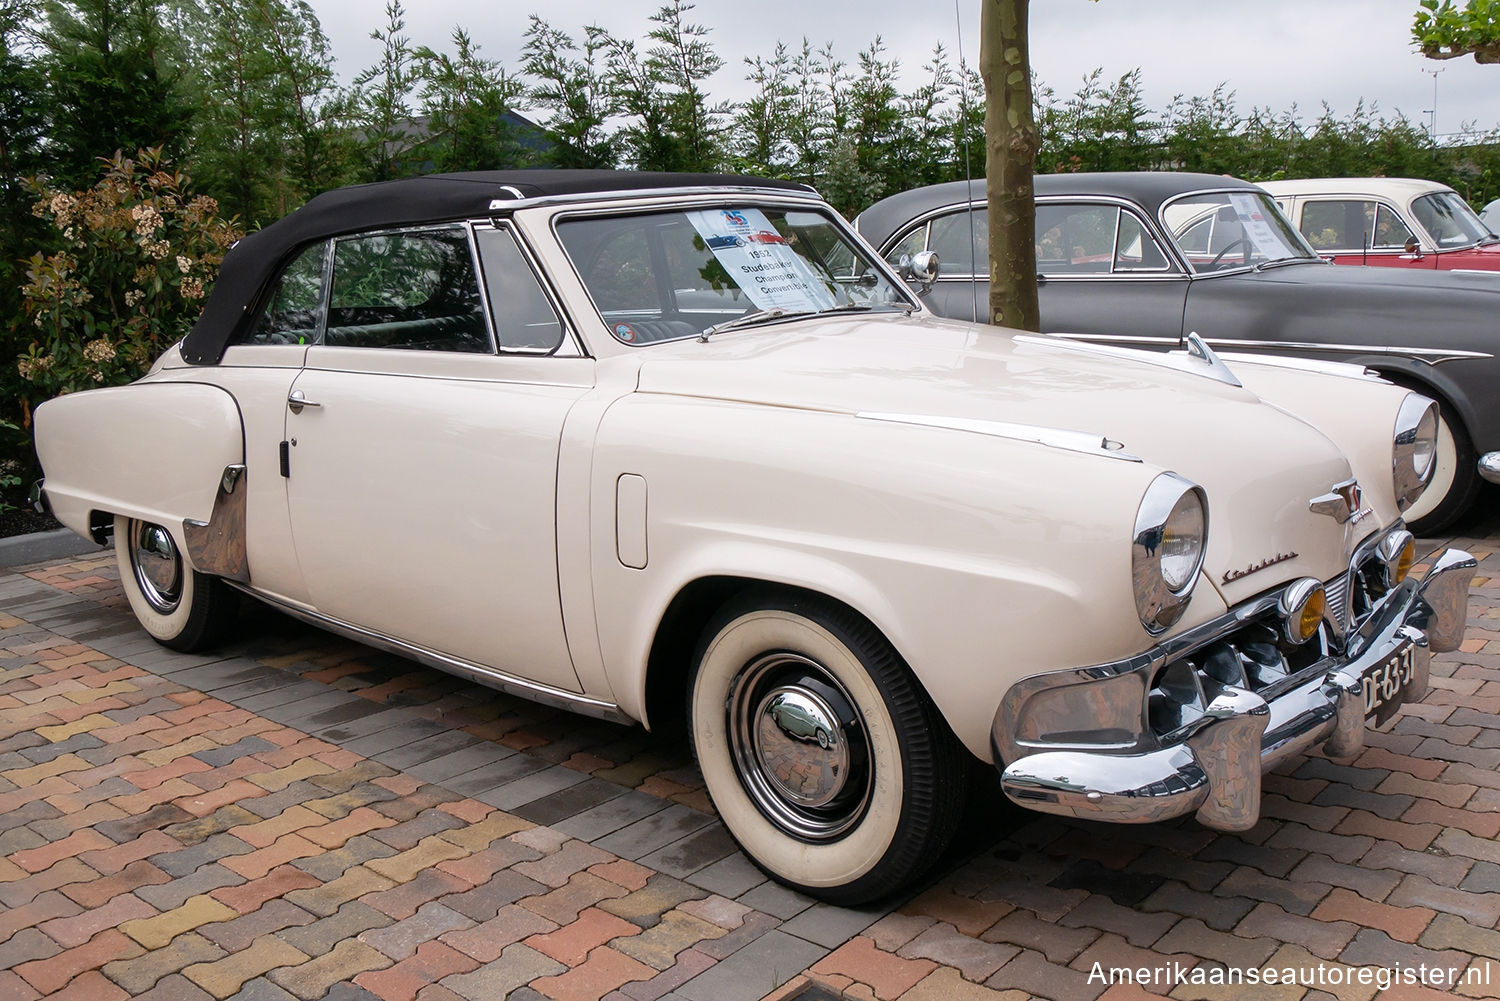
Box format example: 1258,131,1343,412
856,173,1500,534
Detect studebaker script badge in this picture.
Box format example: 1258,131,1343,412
1223,551,1299,585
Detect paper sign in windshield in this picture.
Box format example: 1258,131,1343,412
686,209,837,312
1227,193,1288,260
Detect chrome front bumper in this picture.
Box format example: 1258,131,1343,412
997,547,1476,832
1480,452,1500,485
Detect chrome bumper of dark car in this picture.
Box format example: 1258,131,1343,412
1479,451,1500,485
996,547,1476,832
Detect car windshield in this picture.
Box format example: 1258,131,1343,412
556,205,913,344
1161,191,1319,274
1412,191,1495,247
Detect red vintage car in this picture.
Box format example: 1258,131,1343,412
1262,178,1500,271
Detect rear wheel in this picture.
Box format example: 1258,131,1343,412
689,590,965,904
115,515,238,652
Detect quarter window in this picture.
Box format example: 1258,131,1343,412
246,241,327,345
475,228,565,352
326,227,491,352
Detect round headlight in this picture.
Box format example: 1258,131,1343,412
1132,473,1209,635
1393,394,1438,511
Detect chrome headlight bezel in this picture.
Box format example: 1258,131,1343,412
1393,394,1439,511
1132,473,1209,636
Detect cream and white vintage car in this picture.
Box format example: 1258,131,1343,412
33,171,1476,903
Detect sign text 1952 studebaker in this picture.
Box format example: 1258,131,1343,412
33,170,1475,903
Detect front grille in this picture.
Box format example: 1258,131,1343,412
1147,547,1388,742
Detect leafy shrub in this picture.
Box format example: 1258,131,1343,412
17,148,243,415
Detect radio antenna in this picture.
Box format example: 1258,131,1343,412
954,0,979,322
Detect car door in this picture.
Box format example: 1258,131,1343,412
282,222,591,691
1293,197,1426,269
1034,200,1189,347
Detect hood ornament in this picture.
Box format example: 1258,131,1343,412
1310,478,1367,524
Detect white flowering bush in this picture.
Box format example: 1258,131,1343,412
18,149,242,410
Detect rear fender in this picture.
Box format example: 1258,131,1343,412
34,381,246,567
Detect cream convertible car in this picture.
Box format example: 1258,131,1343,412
34,171,1475,903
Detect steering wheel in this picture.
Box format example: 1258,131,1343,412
1207,238,1252,269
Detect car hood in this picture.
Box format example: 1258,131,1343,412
631,313,1370,606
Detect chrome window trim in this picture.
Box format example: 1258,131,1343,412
549,197,921,349
468,219,585,358
491,184,823,216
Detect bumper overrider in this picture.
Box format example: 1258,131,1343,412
994,543,1476,832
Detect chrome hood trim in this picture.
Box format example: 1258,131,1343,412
856,412,1141,462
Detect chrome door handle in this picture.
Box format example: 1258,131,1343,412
287,390,322,414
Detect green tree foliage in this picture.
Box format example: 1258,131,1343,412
353,0,421,180
38,0,194,187
522,17,616,168
412,28,531,173
1414,0,1500,63
18,149,241,409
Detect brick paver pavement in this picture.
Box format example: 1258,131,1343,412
1,514,1498,1001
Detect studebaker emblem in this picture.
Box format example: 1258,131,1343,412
1223,551,1299,584
1309,479,1363,524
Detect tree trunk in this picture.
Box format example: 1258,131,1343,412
980,0,1039,331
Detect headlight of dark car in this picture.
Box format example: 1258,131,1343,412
1132,473,1209,635
1393,394,1439,511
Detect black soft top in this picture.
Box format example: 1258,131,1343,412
180,169,816,365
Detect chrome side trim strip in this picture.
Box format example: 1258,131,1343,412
182,465,249,582
1044,332,1180,346
489,184,822,215
857,411,1141,462
1202,337,1493,366
226,583,632,725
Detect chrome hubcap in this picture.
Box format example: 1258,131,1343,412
728,653,872,841
131,522,182,614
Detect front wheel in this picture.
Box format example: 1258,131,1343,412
115,515,239,652
689,591,966,904
1389,384,1480,536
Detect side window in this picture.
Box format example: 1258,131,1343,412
883,224,928,267
1036,204,1118,274
1299,200,1375,251
326,227,491,353
1373,204,1415,249
246,241,327,345
475,228,564,352
927,210,988,277
1113,212,1170,271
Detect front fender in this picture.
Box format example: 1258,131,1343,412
587,394,1218,760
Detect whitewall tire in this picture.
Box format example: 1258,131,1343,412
689,590,965,904
115,515,238,652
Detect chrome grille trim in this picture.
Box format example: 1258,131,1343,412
1325,572,1351,633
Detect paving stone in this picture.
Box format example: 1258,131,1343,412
472,762,583,809
779,902,883,949
1462,861,1500,893
522,872,633,926
594,805,717,863
370,731,482,771
269,939,391,1000
291,833,400,883
600,874,708,930
553,790,673,843
636,825,738,880
358,902,474,962
530,944,658,1001
439,870,547,922
193,736,277,768
13,927,142,994
436,942,564,999
684,853,765,899
898,922,1019,983
527,906,644,967
512,778,630,827
1210,865,1330,916
1055,895,1177,949
199,899,318,953
1389,873,1500,927
1339,927,1470,972
352,939,478,998
1311,886,1435,942
980,909,1099,964
286,867,396,918
736,881,815,921
96,803,197,844
163,806,263,847
677,931,829,1001
403,741,514,784
132,973,213,1001
364,868,473,920
276,901,393,957
440,905,558,964
1231,902,1358,961
619,948,716,1001
1139,880,1255,932
985,950,1106,1001
136,862,244,911
692,911,780,962
101,932,225,995
181,935,309,998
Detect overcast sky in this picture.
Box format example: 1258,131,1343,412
303,0,1498,138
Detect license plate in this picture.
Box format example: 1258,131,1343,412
1364,646,1417,726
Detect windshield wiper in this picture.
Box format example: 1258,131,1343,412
818,301,917,316
698,308,809,342
1253,256,1316,272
